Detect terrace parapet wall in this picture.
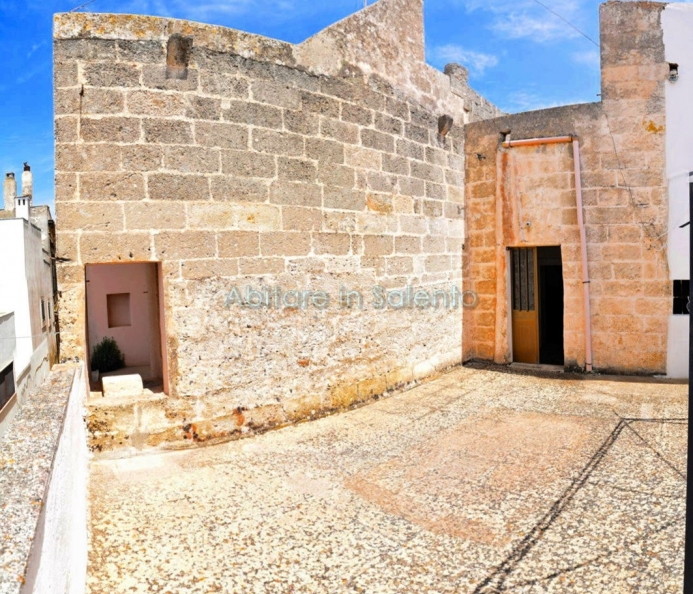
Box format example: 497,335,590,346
463,1,669,374
53,0,501,454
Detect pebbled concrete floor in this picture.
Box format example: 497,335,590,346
87,365,687,593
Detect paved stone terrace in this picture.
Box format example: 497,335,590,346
88,366,687,593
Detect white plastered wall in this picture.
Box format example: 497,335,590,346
663,4,693,378
23,367,88,594
0,219,53,397
86,263,162,378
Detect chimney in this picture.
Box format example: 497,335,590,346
15,195,30,221
3,172,16,213
21,162,32,198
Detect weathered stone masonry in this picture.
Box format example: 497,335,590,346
53,0,501,453
464,2,670,374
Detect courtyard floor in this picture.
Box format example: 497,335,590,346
88,365,687,593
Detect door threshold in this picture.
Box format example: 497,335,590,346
510,362,564,373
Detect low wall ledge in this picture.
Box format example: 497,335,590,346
0,364,81,594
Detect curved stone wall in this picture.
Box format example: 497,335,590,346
53,5,495,452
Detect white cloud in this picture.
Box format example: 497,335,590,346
499,90,596,114
429,44,499,76
492,11,577,41
572,48,600,67
457,0,589,43
26,41,47,59
166,0,256,20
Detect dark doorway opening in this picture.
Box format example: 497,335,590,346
537,246,564,365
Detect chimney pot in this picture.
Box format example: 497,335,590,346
21,162,33,198
3,172,16,213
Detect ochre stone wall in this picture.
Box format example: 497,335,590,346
53,2,499,453
464,2,669,374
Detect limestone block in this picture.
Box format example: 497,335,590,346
223,100,283,128
306,138,344,164
122,145,163,171
116,39,165,63
277,157,317,183
342,103,373,126
55,117,78,143
102,374,144,398
252,129,304,156
80,172,146,202
284,110,320,135
222,150,276,178
148,173,209,201
127,90,187,116
260,232,311,257
361,129,395,153
282,207,322,232
55,144,122,172
321,119,359,144
143,119,193,144
269,181,321,207
83,63,141,87
194,122,248,149
164,146,220,174
81,89,125,114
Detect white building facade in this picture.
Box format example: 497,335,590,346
0,164,57,438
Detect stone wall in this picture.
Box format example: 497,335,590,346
54,0,500,453
463,1,669,374
295,0,499,122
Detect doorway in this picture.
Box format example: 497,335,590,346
510,246,564,365
85,262,167,390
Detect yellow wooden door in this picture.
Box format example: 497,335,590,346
510,248,540,364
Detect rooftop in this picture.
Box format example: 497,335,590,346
88,365,686,593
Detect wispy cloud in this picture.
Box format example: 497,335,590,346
492,11,578,41
499,89,596,114
159,0,254,20
90,0,292,21
429,44,499,76
572,48,600,67
16,61,50,85
26,40,47,59
457,0,589,43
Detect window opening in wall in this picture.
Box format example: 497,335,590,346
107,293,132,328
86,263,167,393
673,280,690,314
0,363,15,412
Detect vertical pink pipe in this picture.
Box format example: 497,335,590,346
572,139,593,372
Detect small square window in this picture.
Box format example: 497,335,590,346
673,280,690,315
107,293,132,328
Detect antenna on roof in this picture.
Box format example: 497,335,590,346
70,0,96,12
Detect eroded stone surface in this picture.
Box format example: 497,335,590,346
54,1,501,454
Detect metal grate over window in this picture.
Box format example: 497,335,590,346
673,280,690,315
512,248,535,312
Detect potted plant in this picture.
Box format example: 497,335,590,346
90,336,126,383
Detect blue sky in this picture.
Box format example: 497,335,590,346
0,0,607,211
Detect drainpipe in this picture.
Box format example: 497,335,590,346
501,134,593,372
502,135,574,148
572,139,593,372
